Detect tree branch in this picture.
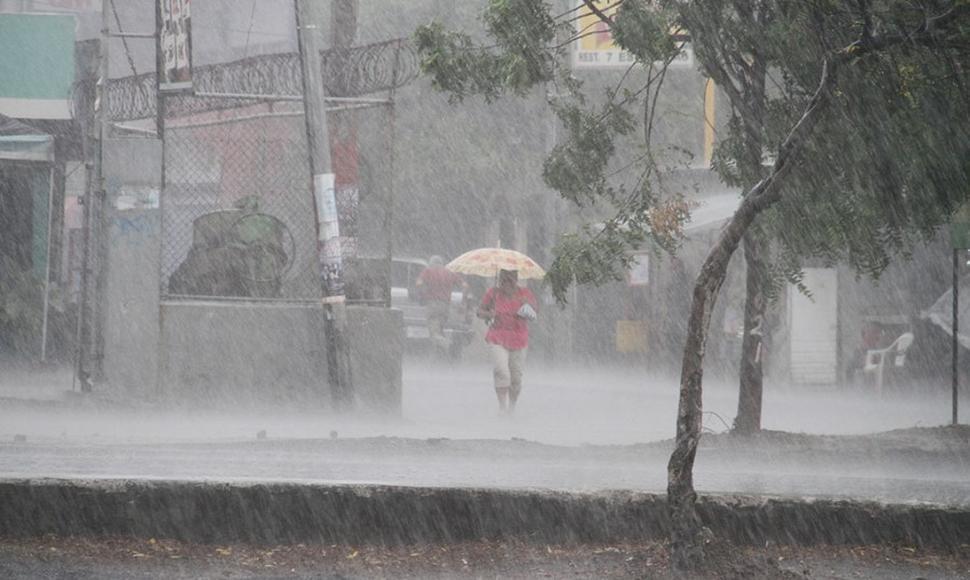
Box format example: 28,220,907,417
581,0,616,29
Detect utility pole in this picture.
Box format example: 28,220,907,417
91,0,110,385
294,0,353,409
75,0,110,392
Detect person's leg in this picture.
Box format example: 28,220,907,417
427,301,449,352
490,343,511,411
508,348,527,410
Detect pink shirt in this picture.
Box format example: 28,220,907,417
482,287,538,350
417,266,464,302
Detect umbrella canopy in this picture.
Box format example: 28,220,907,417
446,248,546,280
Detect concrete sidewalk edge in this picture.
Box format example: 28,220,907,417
1,478,967,548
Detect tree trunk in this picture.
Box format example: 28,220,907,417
735,230,768,434
734,47,768,435
668,59,836,574
668,248,731,571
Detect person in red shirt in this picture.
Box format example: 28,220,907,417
477,269,538,412
416,256,468,351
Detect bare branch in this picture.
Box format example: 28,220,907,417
581,0,616,29
561,0,625,26
554,29,607,49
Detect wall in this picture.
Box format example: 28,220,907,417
2,478,967,549
344,305,403,413
101,138,161,398
157,301,402,411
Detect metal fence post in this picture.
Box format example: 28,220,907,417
954,248,960,425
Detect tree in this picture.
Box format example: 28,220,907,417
675,1,774,435
679,1,970,435
662,1,970,571
416,0,970,572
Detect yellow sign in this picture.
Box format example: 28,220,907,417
573,0,692,68
616,320,649,353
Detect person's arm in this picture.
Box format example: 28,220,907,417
522,287,538,310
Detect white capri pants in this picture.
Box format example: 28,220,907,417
490,343,526,398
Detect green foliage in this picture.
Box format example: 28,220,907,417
414,22,507,102
547,227,639,295
761,29,970,283
543,99,636,207
689,0,970,294
612,1,681,64
416,0,970,304
415,0,560,102
416,1,695,302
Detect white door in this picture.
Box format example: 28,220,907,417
789,268,838,385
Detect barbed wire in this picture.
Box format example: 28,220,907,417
75,38,419,122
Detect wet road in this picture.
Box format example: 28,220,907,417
1,360,968,506
1,360,960,444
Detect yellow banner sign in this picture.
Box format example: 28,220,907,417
573,0,692,68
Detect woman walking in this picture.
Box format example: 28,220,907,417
477,269,538,412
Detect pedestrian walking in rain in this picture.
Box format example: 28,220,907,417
477,269,538,413
416,255,468,353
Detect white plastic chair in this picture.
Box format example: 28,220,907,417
863,332,914,395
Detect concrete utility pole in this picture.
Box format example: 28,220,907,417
76,0,111,392
294,0,353,408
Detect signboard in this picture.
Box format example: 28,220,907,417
27,0,99,11
628,253,650,286
0,14,76,119
157,0,193,93
573,0,692,69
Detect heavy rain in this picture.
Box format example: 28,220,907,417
0,1,969,578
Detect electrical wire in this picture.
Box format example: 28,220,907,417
109,0,139,79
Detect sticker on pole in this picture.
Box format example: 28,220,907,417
314,173,344,299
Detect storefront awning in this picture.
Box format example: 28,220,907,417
684,192,742,233
0,114,53,162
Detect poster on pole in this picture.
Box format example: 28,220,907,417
314,173,346,302
156,0,193,93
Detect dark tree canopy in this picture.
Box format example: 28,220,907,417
417,0,970,301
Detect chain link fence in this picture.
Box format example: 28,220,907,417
160,99,321,300
71,33,415,303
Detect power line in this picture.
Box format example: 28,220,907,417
194,23,292,40
109,0,138,78
242,0,258,57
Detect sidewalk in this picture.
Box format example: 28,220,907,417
0,365,74,401
0,365,128,410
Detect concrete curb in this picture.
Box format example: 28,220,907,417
1,479,968,548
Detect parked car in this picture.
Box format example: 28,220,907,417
344,256,474,358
